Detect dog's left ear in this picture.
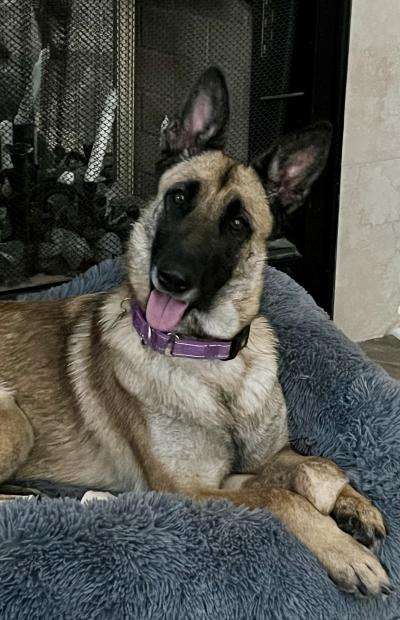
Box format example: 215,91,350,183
251,121,332,212
157,67,230,174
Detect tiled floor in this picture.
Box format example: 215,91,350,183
360,335,400,380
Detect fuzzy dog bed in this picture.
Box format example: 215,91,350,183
0,260,398,619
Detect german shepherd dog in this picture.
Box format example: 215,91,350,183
0,68,390,596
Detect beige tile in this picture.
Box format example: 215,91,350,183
335,1,400,342
357,160,400,227
343,93,400,165
342,0,400,165
348,1,400,50
335,160,400,342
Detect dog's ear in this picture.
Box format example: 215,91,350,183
157,67,229,174
251,122,332,213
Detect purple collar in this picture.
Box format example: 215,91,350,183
131,302,250,361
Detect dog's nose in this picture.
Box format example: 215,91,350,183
157,268,192,294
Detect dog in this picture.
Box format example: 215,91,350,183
0,67,390,596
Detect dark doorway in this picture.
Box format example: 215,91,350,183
248,0,352,315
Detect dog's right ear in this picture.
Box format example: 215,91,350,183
157,67,230,175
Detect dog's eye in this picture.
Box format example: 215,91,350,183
230,217,246,232
172,190,186,205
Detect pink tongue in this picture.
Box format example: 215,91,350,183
146,290,188,332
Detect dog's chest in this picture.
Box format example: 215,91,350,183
141,349,271,424
136,349,282,485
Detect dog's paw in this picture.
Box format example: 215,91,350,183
81,490,115,504
322,533,391,597
332,493,386,549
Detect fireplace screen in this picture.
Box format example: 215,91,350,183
0,0,297,290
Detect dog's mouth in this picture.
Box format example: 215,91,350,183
146,289,189,332
145,266,195,332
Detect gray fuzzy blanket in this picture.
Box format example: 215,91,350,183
1,261,398,619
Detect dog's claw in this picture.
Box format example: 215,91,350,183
326,539,391,597
356,582,369,597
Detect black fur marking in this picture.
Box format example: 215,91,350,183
220,199,251,239
151,187,249,311
164,180,200,218
332,511,385,550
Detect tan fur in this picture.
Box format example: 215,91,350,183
240,446,349,514
188,485,389,596
0,151,389,595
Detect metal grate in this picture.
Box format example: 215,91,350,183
0,0,138,286
133,0,253,198
0,0,298,289
249,0,299,159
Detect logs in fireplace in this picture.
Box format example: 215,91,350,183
0,0,140,287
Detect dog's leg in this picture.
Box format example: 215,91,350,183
256,449,387,548
237,446,348,514
189,485,390,596
225,447,386,549
0,388,34,483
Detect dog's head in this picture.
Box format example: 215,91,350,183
128,67,331,339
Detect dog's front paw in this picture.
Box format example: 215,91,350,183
332,491,386,549
322,533,391,597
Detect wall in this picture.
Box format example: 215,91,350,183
334,0,400,342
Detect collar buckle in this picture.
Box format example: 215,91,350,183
140,323,153,346
169,333,180,356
